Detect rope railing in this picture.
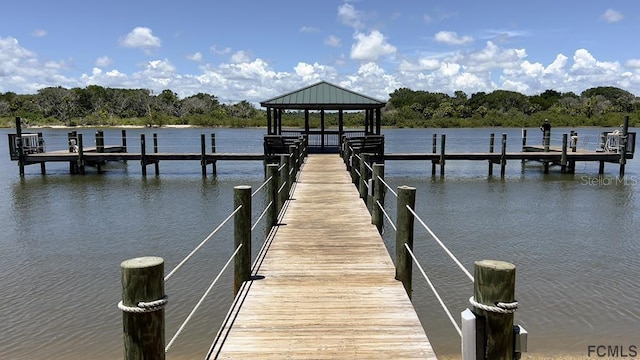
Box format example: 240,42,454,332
405,243,462,337
377,176,397,197
165,243,243,352
164,205,243,282
406,205,474,282
377,200,396,231
251,176,272,197
251,201,273,231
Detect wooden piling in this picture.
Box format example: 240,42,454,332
234,185,252,296
488,133,495,177
372,163,385,233
359,153,371,201
288,145,297,187
395,186,416,299
521,129,527,166
473,260,516,360
561,134,568,173
153,133,159,175
266,164,279,228
211,133,217,176
279,154,290,209
351,153,360,186
431,134,437,177
95,130,104,173
500,134,507,179
121,130,128,152
77,134,85,174
620,115,629,177
120,256,165,360
96,130,105,152
140,134,147,177
200,134,207,177
38,132,46,174
440,134,446,177
15,117,25,176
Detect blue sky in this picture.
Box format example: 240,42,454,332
1,0,639,104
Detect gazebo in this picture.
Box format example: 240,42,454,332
260,81,386,153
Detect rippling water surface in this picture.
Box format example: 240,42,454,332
0,127,637,358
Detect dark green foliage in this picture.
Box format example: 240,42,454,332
1,85,639,128
385,86,640,128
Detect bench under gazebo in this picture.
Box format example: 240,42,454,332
261,81,386,159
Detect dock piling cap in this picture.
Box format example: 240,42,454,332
475,259,515,271
121,256,164,269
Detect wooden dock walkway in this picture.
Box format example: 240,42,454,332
208,154,436,359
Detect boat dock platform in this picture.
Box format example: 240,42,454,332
207,154,436,359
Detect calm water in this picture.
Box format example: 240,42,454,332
0,127,638,359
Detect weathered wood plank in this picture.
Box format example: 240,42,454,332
209,154,436,359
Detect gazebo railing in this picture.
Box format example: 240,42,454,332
281,130,365,151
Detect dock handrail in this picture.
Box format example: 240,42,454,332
359,151,521,359
118,138,308,359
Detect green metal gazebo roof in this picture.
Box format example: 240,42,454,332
260,81,386,110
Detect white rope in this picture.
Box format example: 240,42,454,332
405,243,462,337
165,244,243,352
377,200,396,231
164,205,242,282
469,296,518,314
251,201,272,231
277,181,287,194
406,205,474,282
277,163,286,172
251,176,272,197
354,168,361,177
118,295,168,313
363,161,373,172
377,176,397,197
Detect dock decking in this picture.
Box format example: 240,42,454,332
208,154,436,359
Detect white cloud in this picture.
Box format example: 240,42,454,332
466,41,526,72
119,27,161,52
434,31,473,46
230,51,251,64
602,9,623,23
210,45,232,56
350,30,396,62
338,3,364,29
187,52,203,62
325,35,341,48
95,56,112,67
625,59,640,69
398,58,440,72
294,62,337,83
571,49,619,74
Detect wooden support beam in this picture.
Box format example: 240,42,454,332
234,186,252,296
395,186,416,299
120,256,165,360
489,133,495,177
500,133,507,179
473,260,516,360
440,134,446,177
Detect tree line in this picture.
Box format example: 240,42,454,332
1,84,638,128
